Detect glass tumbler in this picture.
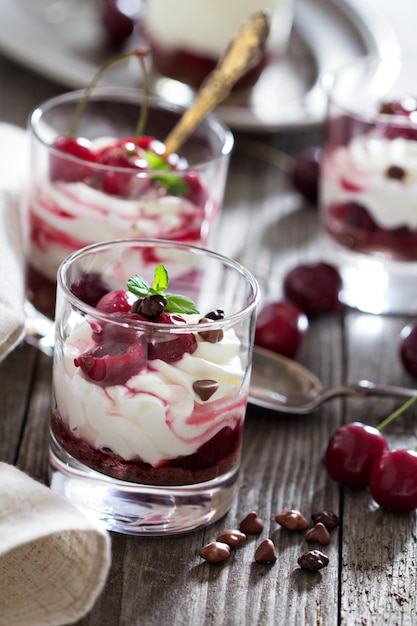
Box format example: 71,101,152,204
25,87,234,320
49,238,259,535
320,55,417,314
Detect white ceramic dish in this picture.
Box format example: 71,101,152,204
0,0,400,131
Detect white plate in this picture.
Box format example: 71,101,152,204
0,0,400,131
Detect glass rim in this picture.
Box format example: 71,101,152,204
321,54,417,125
57,237,260,331
28,86,234,172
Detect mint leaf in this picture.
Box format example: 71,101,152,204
152,264,169,293
127,264,200,315
127,274,153,298
145,150,190,196
165,294,200,315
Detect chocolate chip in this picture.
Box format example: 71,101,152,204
386,165,406,180
275,509,309,531
239,512,264,535
131,294,167,319
198,318,224,343
305,522,331,545
311,510,340,530
198,541,231,563
204,309,225,320
193,379,219,401
254,539,277,564
297,549,329,571
216,529,247,547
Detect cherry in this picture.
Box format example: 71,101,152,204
102,0,143,45
96,289,135,314
96,137,153,197
70,273,111,307
283,262,343,317
399,322,417,377
291,147,322,205
74,339,145,386
254,300,308,359
146,312,198,362
324,422,388,489
369,449,417,513
50,136,97,183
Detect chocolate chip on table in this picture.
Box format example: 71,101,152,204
311,510,340,530
297,550,329,571
239,511,264,535
275,509,309,531
216,529,247,547
386,164,406,180
254,539,277,564
198,318,224,343
199,541,231,563
305,522,331,546
193,379,219,401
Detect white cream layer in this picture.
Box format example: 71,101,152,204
144,0,294,57
322,135,417,229
53,317,246,466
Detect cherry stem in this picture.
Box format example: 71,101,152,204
377,394,417,432
68,47,150,145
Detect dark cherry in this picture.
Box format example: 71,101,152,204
102,0,143,45
254,300,309,359
147,312,198,362
283,261,343,317
70,273,111,307
324,422,388,489
329,202,377,232
50,136,97,183
399,322,417,377
369,449,417,513
74,339,145,386
291,147,322,205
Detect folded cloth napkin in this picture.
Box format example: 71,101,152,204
0,463,111,626
0,123,28,361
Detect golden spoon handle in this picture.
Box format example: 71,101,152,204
163,10,271,156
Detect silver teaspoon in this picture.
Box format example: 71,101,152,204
249,346,417,414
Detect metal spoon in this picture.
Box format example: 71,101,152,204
249,346,417,414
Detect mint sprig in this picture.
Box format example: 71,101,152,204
145,151,190,196
127,264,200,315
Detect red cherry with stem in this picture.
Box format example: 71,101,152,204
283,261,343,317
254,300,308,359
50,136,97,183
369,449,417,513
324,394,417,489
324,422,389,488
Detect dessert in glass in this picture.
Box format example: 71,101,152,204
143,0,294,97
320,56,417,314
49,238,259,535
25,86,233,319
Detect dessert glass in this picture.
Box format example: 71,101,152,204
49,238,259,535
320,56,417,314
143,0,294,101
25,87,233,320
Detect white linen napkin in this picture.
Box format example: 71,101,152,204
0,123,28,361
0,462,111,626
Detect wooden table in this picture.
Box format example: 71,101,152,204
1,53,417,626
